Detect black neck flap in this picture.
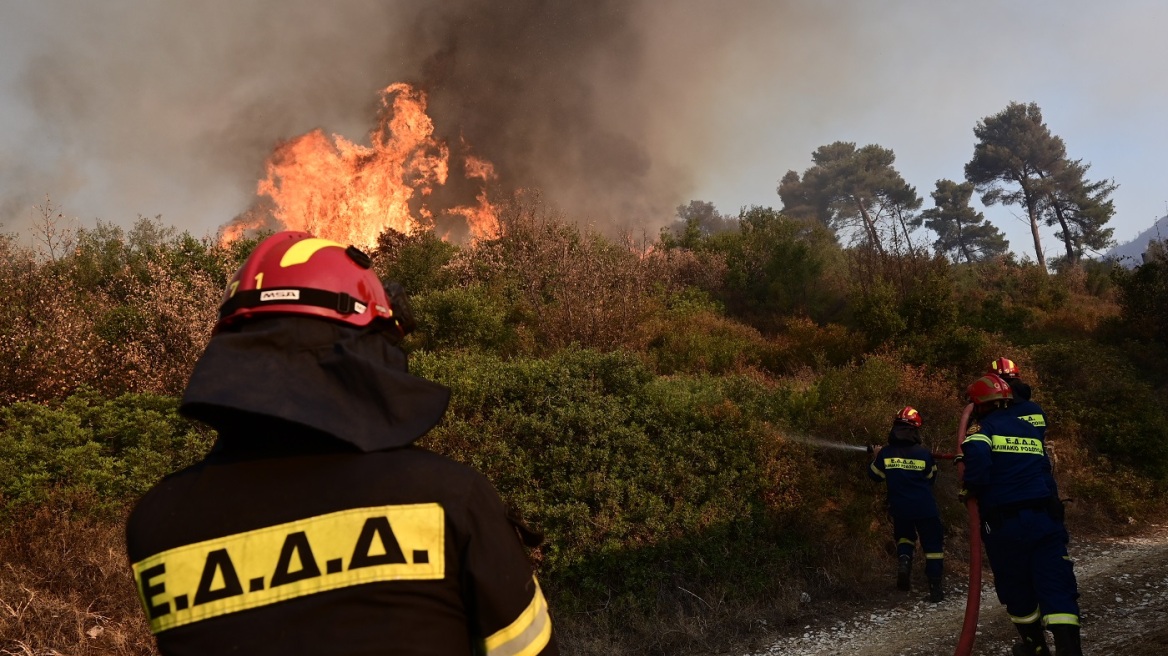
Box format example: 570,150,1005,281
181,317,450,452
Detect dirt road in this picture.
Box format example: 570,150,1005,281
747,523,1168,655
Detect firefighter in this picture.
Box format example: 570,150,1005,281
867,406,945,602
961,374,1080,656
990,357,1063,514
992,356,1033,401
125,232,558,656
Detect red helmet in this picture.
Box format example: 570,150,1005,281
894,406,923,428
990,357,1020,379
966,373,1014,406
216,231,412,336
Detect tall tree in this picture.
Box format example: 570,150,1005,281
921,179,1009,263
666,200,736,247
1042,159,1118,262
778,142,922,255
965,101,1116,268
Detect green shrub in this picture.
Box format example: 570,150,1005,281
1114,258,1168,345
374,228,460,294
0,389,215,518
410,348,815,611
406,284,517,353
1032,341,1168,480
641,299,769,375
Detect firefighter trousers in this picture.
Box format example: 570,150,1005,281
893,515,944,580
982,508,1080,628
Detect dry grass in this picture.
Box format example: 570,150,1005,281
0,508,154,656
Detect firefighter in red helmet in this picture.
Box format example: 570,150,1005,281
962,374,1080,656
126,232,557,656
991,356,1033,401
868,406,945,602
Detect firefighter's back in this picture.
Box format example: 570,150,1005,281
128,432,548,655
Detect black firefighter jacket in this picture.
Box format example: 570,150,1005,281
126,434,555,656
126,317,557,656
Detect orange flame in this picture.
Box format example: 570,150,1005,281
224,83,499,247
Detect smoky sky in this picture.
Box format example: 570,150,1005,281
1,1,1166,250
0,0,723,237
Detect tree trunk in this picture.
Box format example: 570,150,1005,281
1023,191,1047,271
896,208,917,257
1051,204,1078,264
956,220,973,263
854,198,885,255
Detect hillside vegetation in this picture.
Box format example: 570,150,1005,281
2,198,1167,655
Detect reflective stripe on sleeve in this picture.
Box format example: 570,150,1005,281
962,434,991,446
924,552,944,560
1043,613,1079,626
1009,607,1041,624
869,462,885,479
484,577,553,656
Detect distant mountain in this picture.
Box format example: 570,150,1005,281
1106,215,1168,266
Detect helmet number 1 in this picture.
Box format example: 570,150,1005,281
254,272,264,290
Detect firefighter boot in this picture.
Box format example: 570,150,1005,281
1048,624,1082,656
927,577,944,603
1010,622,1051,656
896,554,912,591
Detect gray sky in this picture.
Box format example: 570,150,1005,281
0,1,1164,259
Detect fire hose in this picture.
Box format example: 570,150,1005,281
953,402,980,656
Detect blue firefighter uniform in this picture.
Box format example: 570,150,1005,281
868,424,944,590
961,403,1079,633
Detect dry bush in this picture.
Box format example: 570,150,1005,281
0,224,228,404
0,507,153,656
767,317,865,372
465,196,699,353
0,245,106,403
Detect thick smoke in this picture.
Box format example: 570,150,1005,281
395,1,675,230
1,0,765,238
7,2,1162,246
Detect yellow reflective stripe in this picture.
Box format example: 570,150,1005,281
280,238,345,267
1009,607,1041,624
897,538,915,546
924,553,944,560
990,435,1043,455
1018,410,1046,427
926,464,937,480
132,503,444,633
963,434,991,446
884,457,926,472
484,577,552,656
1043,613,1079,626
869,462,886,479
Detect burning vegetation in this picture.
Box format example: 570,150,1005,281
222,83,499,247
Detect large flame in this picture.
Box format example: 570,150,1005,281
223,83,499,247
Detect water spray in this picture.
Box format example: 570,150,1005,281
776,431,958,459
777,432,869,453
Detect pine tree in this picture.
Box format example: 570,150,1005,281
921,179,1008,263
